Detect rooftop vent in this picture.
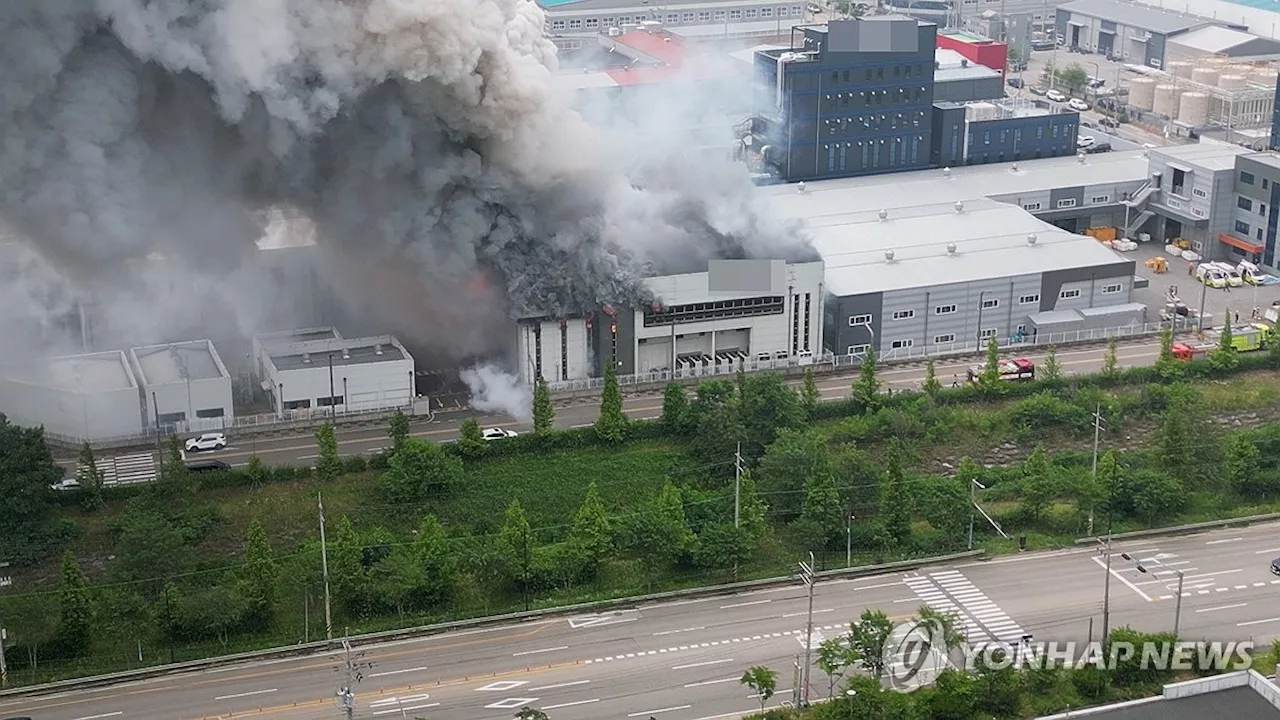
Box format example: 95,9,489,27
1010,163,1018,172
302,352,311,363
342,348,350,360
798,181,807,193
1027,233,1038,246
1078,151,1087,164
954,200,965,214
878,208,889,221
884,249,896,263
961,58,969,67
374,344,384,356
947,243,958,255
942,167,952,178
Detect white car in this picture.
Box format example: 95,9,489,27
482,427,519,441
1077,135,1096,148
50,477,81,491
1067,98,1090,112
185,432,227,452
1046,89,1067,102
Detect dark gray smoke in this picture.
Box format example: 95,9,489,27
0,0,812,363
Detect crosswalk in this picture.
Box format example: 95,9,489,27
904,570,1027,648
81,452,157,486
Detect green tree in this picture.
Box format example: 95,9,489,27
801,367,821,415
979,336,1002,391
314,423,341,482
456,418,486,456
880,442,913,544
692,523,754,570
0,415,61,545
920,475,969,543
595,363,627,442
660,381,689,431
687,380,742,468
513,708,550,720
1019,445,1058,523
499,500,535,595
1210,310,1239,372
1055,63,1089,91
1225,434,1261,497
846,609,894,678
388,409,410,452
740,665,778,714
738,372,806,455
157,581,183,640
245,455,266,486
851,349,881,410
1154,386,1200,482
160,434,189,487
1096,450,1121,529
796,473,844,549
917,605,968,650
1041,345,1063,384
922,359,942,399
380,437,464,502
621,481,694,586
532,375,555,433
330,515,366,617
567,481,613,580
816,636,851,698
928,669,979,719
1101,336,1119,379
239,519,279,626
1269,329,1280,369
736,470,771,543
1156,327,1183,380
411,513,456,607
756,429,832,517
76,442,106,509
57,551,93,653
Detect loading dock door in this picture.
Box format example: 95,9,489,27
1097,29,1114,57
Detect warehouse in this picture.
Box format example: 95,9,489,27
539,0,811,50
255,330,415,416
519,259,826,388
1054,0,1242,68
128,340,233,433
0,350,144,441
758,156,1146,358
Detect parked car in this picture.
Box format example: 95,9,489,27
1067,98,1090,112
50,477,81,491
1007,77,1024,88
1099,116,1120,128
1077,135,1096,148
1046,89,1067,102
1272,556,1280,576
482,427,519,441
185,432,227,452
1084,142,1113,154
1029,85,1048,96
185,459,231,473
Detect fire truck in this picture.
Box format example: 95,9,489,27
966,357,1036,384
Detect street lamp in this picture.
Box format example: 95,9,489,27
967,479,986,550
846,514,856,567
1121,554,1185,637
845,689,857,720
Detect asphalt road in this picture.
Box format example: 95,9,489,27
4,522,1279,720
66,338,1163,473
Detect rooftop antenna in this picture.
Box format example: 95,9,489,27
947,243,958,255
954,200,965,213
1027,233,1039,246
884,249,896,263
878,208,889,221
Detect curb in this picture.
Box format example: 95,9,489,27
0,550,982,699
1074,513,1280,544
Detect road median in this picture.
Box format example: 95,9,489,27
1075,513,1280,544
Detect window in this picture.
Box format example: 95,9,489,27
713,10,726,19
1239,196,1254,211
745,8,757,17
551,19,566,30
682,11,695,20
979,328,998,339
1166,197,1183,210
1101,283,1123,294
1266,178,1271,190
847,344,870,355
890,339,915,349
567,18,582,29
1236,220,1251,235
1241,171,1256,185
697,10,711,20
1192,188,1207,198
760,6,772,16
1019,293,1040,305
1090,195,1111,205
729,9,742,18
849,314,872,326
195,408,225,419
663,13,677,23
1059,288,1081,300
1262,203,1268,216
935,304,957,315
646,296,784,327
980,298,1000,310
1056,198,1077,208
791,4,805,14
933,333,956,344
1023,202,1042,211
892,309,916,320
317,395,345,407
1192,208,1207,218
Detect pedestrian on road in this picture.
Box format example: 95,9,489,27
1188,262,1195,276
1235,311,1240,324
951,375,960,388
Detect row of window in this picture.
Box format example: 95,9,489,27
977,123,1071,147
846,286,1122,328
821,88,930,114
828,64,928,86
1237,196,1269,216
546,5,803,31
1022,195,1112,212
642,295,785,327
823,111,927,137
824,135,924,174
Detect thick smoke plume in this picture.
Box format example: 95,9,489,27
0,0,812,366
461,364,532,422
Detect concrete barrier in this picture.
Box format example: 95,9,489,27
0,549,983,699
1075,513,1280,544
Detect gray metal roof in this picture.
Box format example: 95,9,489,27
936,64,1000,82
130,341,227,385
1084,686,1280,719
1168,25,1280,54
540,0,795,13
1058,0,1219,35
1242,150,1280,171
270,341,407,372
784,196,1130,296
1152,139,1251,171
1,351,137,393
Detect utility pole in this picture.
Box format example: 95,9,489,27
734,442,743,528
799,552,816,708
1172,569,1186,638
333,639,373,720
1087,404,1106,537
791,655,802,709
846,514,855,567
0,567,8,688
968,478,977,550
318,493,334,642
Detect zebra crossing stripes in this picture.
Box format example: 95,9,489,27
930,570,1027,645
903,575,990,642
82,452,157,486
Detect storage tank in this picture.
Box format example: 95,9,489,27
1153,84,1182,116
1191,67,1220,86
1167,60,1193,79
1128,77,1157,111
1219,73,1248,90
1227,63,1254,76
1251,67,1278,87
1178,92,1210,126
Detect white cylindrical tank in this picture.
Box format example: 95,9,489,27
1129,77,1157,111
1178,92,1210,126
1167,60,1193,79
1202,57,1228,67
1251,67,1278,87
1153,84,1182,116
1227,63,1254,76
1192,67,1220,86
1219,73,1248,90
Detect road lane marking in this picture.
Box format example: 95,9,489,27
720,599,771,609
368,666,430,678
628,705,692,716
1091,555,1154,602
653,626,706,635
782,609,833,618
374,703,438,715
660,598,714,607
852,581,902,591
684,677,739,687
513,646,569,657
1256,548,1280,555
673,659,734,670
543,699,600,710
370,694,431,707
1207,538,1243,545
1239,617,1280,626
485,697,539,709
73,714,123,720
1198,603,1247,613
476,680,530,692
529,680,591,691
215,689,277,700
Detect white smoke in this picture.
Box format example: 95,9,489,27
460,364,531,422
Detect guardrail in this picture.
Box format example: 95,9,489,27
1075,512,1280,544
0,549,983,699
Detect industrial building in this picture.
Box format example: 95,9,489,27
253,329,415,416
0,350,144,441
931,48,1004,103
936,30,1008,74
128,340,233,432
1164,26,1280,64
1228,151,1280,269
1054,0,1244,66
516,259,825,387
538,0,811,50
932,98,1079,166
1122,58,1277,150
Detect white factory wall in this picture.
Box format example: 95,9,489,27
267,360,414,414
0,381,144,441
144,378,235,431
516,319,591,384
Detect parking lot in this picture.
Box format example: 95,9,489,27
1125,241,1280,329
